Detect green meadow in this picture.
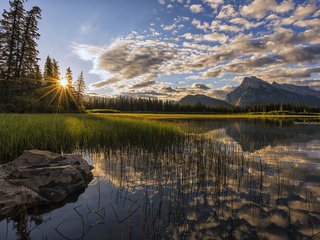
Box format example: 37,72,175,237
0,114,183,163
1,112,319,163
104,113,320,119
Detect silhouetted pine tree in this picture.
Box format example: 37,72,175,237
43,56,53,85
65,67,77,111
30,64,42,82
17,6,41,81
0,0,25,103
0,0,25,79
65,67,73,87
74,71,86,108
52,58,60,83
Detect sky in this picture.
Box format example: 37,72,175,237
1,0,320,100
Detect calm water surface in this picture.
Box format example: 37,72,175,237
1,118,320,240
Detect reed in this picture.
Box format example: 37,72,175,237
0,114,183,163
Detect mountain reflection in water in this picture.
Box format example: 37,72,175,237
1,118,320,240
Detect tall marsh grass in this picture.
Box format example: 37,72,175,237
0,114,183,163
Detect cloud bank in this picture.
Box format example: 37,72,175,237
74,0,320,100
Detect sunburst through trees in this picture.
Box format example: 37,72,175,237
0,0,85,113
33,56,86,113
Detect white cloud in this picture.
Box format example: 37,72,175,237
314,10,320,17
182,32,228,43
230,17,263,29
216,4,237,19
203,0,224,10
275,0,294,13
202,67,222,78
293,4,317,19
203,33,228,43
241,0,277,19
261,67,320,79
240,0,294,19
219,24,242,32
181,32,194,40
74,38,178,89
72,44,102,61
281,4,317,25
192,83,210,90
163,23,177,31
294,18,320,28
210,20,221,31
74,1,320,98
190,4,204,13
192,19,210,31
265,14,280,20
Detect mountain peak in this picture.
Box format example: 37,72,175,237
242,76,270,88
179,94,232,108
226,76,320,106
272,82,320,97
243,76,264,82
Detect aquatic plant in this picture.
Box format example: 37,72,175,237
0,114,183,163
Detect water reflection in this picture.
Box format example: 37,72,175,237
174,118,320,152
1,118,320,239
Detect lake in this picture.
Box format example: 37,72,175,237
1,117,320,240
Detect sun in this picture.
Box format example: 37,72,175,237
59,79,68,88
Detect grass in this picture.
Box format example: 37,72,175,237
0,114,183,163
94,113,320,120
1,112,319,162
2,113,319,239
86,109,121,113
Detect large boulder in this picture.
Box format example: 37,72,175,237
0,150,93,220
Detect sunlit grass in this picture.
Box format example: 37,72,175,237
94,113,320,119
2,112,318,163
0,114,183,162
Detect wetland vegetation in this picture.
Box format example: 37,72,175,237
0,114,182,163
1,114,320,239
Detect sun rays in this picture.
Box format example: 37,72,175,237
26,77,82,113
59,79,68,88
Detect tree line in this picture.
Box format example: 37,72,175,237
0,0,85,113
85,96,320,114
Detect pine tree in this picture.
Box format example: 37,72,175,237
74,71,85,107
52,58,60,81
0,13,6,78
0,0,26,80
65,67,77,110
0,0,42,110
42,56,63,111
65,67,73,88
0,0,25,103
31,64,42,83
43,56,53,85
17,6,41,79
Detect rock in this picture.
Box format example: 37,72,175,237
0,150,93,220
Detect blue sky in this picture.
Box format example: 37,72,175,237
1,0,319,99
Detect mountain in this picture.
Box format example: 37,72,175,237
271,82,320,98
179,94,232,108
226,76,320,107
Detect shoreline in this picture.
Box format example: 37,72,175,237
93,113,320,119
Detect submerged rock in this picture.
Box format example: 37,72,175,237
0,150,93,220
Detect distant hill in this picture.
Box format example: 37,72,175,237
179,94,232,108
226,76,320,107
